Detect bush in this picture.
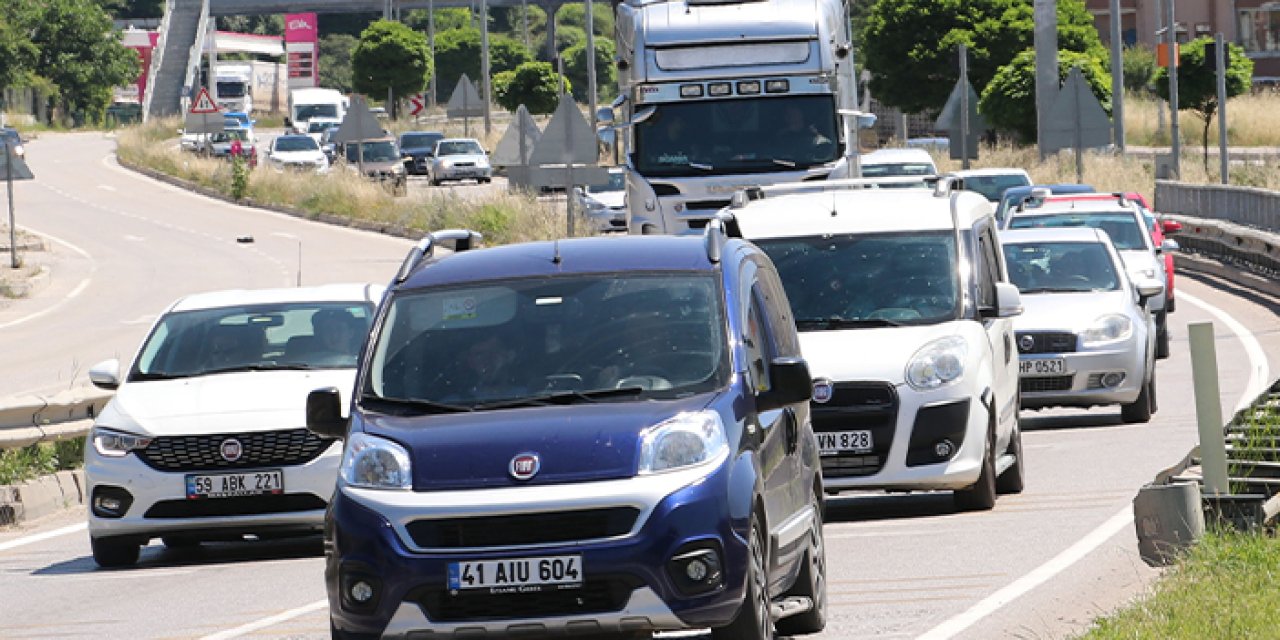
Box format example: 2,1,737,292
980,49,1112,144
0,437,86,486
493,61,569,114
1123,44,1157,94
562,38,616,103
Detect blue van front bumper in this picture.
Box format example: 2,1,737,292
327,457,752,638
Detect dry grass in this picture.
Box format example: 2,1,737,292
115,117,592,246
1124,91,1280,148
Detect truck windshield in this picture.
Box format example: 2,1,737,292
755,231,961,327
297,104,339,120
364,273,728,408
634,95,838,177
217,82,246,98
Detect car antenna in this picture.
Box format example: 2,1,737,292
552,238,562,265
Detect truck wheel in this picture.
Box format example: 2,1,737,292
712,515,773,640
91,536,140,568
955,414,997,511
775,493,827,635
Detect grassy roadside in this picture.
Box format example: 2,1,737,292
1079,530,1280,639
114,117,592,246
0,438,85,486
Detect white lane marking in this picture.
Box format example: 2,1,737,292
916,291,1268,640
97,185,116,192
0,227,94,332
1178,290,1270,412
121,315,155,325
0,523,86,553
200,598,328,640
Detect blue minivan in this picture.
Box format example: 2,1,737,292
308,225,827,639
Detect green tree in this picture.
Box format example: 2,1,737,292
1122,44,1157,93
0,4,39,92
862,0,1104,115
979,49,1111,143
27,0,140,123
1154,37,1253,165
319,34,357,94
432,27,532,101
555,3,613,39
493,61,566,114
353,20,433,118
405,8,473,33
217,14,284,36
562,37,615,102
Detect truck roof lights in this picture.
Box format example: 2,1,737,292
765,79,789,94
680,84,704,98
736,81,761,95
708,82,732,97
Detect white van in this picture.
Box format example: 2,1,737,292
287,88,349,135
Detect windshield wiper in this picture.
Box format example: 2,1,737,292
1018,287,1087,294
130,372,191,382
474,386,646,410
795,317,904,329
360,394,473,415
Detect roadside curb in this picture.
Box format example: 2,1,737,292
0,469,85,527
114,154,421,241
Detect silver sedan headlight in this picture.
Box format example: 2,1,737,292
1080,313,1134,347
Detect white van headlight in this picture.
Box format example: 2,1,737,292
341,432,413,490
1081,314,1133,347
638,411,728,474
906,336,968,390
92,428,153,457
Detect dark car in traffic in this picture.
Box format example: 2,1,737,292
398,131,445,175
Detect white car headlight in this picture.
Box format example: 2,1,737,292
638,410,728,474
341,432,412,490
1080,313,1134,347
92,427,152,457
906,336,968,390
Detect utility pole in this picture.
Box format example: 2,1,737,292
481,0,492,136
1165,0,1180,178
1109,0,1125,152
586,0,599,133
959,44,970,171
1033,0,1058,159
428,0,437,108
5,141,15,269
1215,32,1229,184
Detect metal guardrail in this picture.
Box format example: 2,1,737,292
0,389,113,450
141,0,175,122
1156,180,1280,234
1155,181,1280,295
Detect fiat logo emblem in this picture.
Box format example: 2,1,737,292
220,438,243,462
1018,335,1036,352
812,378,834,404
509,453,540,481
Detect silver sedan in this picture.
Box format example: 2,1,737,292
426,138,493,185
1001,227,1164,423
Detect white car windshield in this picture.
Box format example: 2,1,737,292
129,303,375,379
1003,241,1120,293
274,136,319,152
1008,212,1148,251
755,232,961,326
437,140,484,156
364,274,728,409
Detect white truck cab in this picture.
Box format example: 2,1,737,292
722,177,1026,510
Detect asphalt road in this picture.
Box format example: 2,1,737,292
1,132,1278,639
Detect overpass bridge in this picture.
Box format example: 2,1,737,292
147,0,582,119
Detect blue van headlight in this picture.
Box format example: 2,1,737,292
639,411,728,474
341,432,413,490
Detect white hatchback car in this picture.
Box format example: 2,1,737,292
727,176,1025,511
84,283,383,567
1001,228,1163,422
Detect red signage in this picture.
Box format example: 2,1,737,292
285,13,318,44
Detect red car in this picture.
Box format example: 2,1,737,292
1124,192,1182,314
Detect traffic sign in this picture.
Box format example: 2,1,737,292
492,105,542,167
190,87,220,114
529,95,598,167
446,74,484,118
1042,66,1111,154
331,95,384,145
408,93,428,117
0,145,34,181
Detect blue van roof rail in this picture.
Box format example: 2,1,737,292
394,229,484,283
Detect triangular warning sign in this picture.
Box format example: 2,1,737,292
190,87,220,114
491,105,542,166
529,94,598,166
446,74,484,118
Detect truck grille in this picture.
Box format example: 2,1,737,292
412,576,640,621
1016,331,1077,354
406,507,640,549
813,382,897,477
1021,375,1074,393
136,429,335,472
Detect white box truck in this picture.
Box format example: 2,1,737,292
287,87,349,134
